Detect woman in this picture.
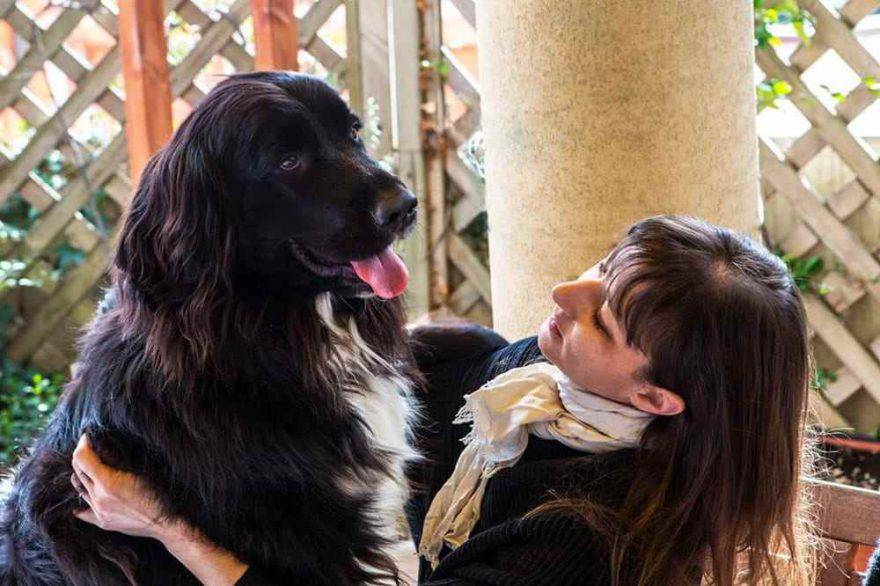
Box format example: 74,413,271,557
70,216,819,585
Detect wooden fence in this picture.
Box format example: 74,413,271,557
756,0,880,433
0,0,432,372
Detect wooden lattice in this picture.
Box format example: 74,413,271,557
758,0,880,432
4,0,880,435
0,0,351,370
430,0,880,433
424,0,490,326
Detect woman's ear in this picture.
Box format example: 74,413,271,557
630,384,685,416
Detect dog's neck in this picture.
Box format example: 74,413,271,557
112,275,412,393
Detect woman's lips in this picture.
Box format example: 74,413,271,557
548,315,562,338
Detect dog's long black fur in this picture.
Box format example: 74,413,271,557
0,72,420,585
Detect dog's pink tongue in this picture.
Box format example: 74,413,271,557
350,246,409,299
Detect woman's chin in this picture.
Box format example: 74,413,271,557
537,321,557,360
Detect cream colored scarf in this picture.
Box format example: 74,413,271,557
418,361,653,568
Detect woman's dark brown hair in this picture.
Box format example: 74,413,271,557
549,216,819,585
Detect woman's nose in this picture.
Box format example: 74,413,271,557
552,279,602,315
551,281,580,315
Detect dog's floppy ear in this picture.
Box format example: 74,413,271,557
116,125,232,304
115,116,235,377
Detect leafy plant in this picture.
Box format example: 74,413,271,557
463,131,486,180
0,359,65,468
420,58,450,79
51,242,86,277
757,78,793,110
362,96,384,153
34,150,76,191
775,249,830,295
754,0,814,49
0,160,91,469
166,11,201,67
811,367,838,394
0,193,40,234
863,76,880,96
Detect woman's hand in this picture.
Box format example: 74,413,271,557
70,434,250,585
70,434,166,539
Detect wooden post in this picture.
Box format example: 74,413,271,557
390,0,430,318
356,0,393,157
344,0,363,119
117,0,172,185
422,0,449,310
0,19,16,137
250,0,299,71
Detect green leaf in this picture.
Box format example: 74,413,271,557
803,256,823,275
772,80,792,95
51,242,86,275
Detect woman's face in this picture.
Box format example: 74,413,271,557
537,259,652,405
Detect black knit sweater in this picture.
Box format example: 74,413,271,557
239,328,643,585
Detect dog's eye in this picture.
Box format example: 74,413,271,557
350,125,362,143
279,155,301,172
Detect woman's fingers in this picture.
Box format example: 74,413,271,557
72,435,109,480
67,437,167,539
71,457,94,491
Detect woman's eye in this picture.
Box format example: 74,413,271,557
279,155,301,172
593,307,610,339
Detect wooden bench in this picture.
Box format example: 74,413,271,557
813,478,880,585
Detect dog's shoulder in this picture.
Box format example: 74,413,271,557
408,319,508,371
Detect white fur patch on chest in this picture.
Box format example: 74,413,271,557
315,295,418,539
315,294,418,463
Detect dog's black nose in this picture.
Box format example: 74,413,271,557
376,190,418,230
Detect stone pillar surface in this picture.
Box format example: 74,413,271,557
475,1,760,340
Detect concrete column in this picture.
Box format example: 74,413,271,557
475,1,761,340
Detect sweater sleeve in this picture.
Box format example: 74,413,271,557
236,514,612,586
421,513,612,586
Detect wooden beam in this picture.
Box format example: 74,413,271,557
803,294,880,405
250,0,299,71
344,0,363,118
448,234,491,304
424,0,450,308
356,0,392,156
390,0,429,317
810,478,880,546
118,0,172,183
0,48,121,205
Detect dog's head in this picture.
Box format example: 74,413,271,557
116,72,416,306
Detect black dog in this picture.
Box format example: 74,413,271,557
0,72,420,585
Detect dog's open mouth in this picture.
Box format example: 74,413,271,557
287,240,410,299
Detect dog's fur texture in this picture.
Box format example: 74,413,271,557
0,72,422,585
